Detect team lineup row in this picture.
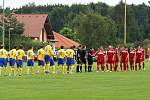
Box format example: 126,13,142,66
76,45,145,73
0,44,145,76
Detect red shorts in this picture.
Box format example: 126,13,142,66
136,59,141,63
141,57,144,61
107,59,114,64
97,59,105,65
121,59,127,63
130,59,134,65
114,59,119,63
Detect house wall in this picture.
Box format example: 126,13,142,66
39,28,47,42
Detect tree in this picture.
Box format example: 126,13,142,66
0,13,24,49
60,27,79,42
73,13,117,49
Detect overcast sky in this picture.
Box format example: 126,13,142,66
0,0,149,9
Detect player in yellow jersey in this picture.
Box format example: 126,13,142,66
44,43,53,74
27,46,35,75
66,46,75,74
50,46,55,74
0,45,8,76
16,45,25,76
37,46,45,73
57,46,66,74
9,46,17,76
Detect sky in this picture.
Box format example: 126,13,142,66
0,0,149,9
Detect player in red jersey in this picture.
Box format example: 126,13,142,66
107,46,114,72
135,46,142,70
114,48,119,72
95,47,106,72
120,47,128,72
140,47,145,70
129,47,136,71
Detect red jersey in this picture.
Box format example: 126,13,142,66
114,48,119,62
107,49,114,63
136,49,142,62
141,48,145,61
120,49,128,62
96,50,105,61
129,50,135,60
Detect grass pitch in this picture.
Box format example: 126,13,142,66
0,61,150,100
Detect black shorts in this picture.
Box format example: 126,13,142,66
81,58,87,64
88,59,93,65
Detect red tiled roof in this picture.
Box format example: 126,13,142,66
13,14,48,37
53,31,79,49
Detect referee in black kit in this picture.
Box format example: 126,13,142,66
80,45,87,72
76,45,82,72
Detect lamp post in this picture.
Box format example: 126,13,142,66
2,0,5,47
9,28,14,51
124,0,127,46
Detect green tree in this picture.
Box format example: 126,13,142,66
60,27,79,42
73,13,117,49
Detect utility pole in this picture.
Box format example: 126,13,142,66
2,0,5,47
124,0,127,46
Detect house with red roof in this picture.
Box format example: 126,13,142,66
0,14,79,48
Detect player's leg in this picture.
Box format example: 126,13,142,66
130,61,133,71
120,62,123,71
101,63,104,72
123,62,127,72
110,64,112,72
3,59,8,75
142,61,145,70
114,62,118,72
50,59,55,74
0,59,2,75
139,62,141,70
44,55,51,74
84,60,87,72
76,59,80,72
79,64,82,72
106,61,109,71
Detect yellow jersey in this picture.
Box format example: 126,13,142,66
9,49,17,59
57,49,66,59
66,49,75,58
0,49,8,58
45,45,52,56
27,49,34,60
16,49,25,60
37,48,45,61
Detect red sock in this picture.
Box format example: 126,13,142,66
124,63,127,71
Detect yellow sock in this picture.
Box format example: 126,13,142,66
30,67,33,74
0,67,1,75
37,66,39,73
4,67,7,75
19,68,22,75
11,68,14,75
27,68,30,75
62,66,65,74
46,63,50,72
16,68,19,75
52,66,55,74
55,66,58,74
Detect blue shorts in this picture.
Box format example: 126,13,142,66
44,55,51,63
0,58,7,67
58,58,65,65
27,60,34,67
50,59,55,66
9,58,16,67
66,58,74,65
38,60,45,66
16,60,23,67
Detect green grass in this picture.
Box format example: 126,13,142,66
0,61,150,100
